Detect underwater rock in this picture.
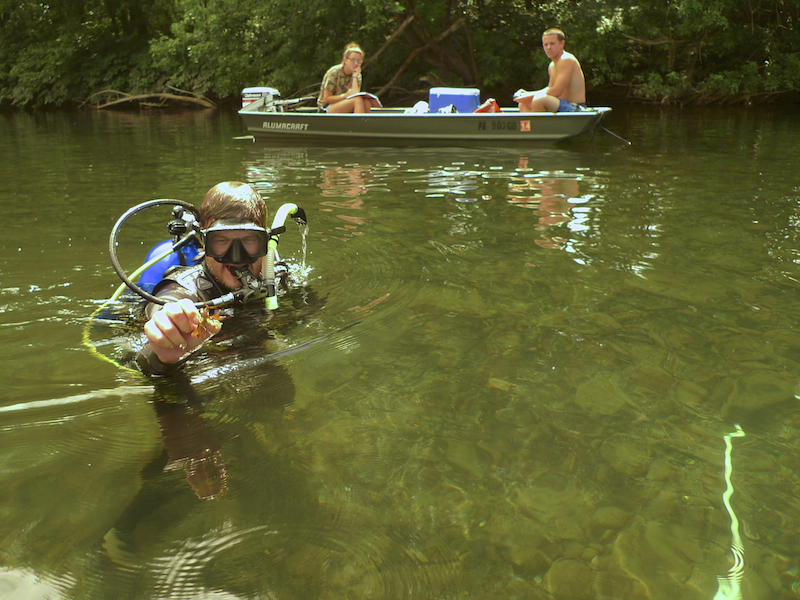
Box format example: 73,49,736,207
494,404,535,427
543,558,595,600
510,484,588,541
724,370,797,412
600,434,651,476
610,518,719,600
505,543,552,577
626,361,674,393
445,439,487,479
645,458,672,482
591,506,631,531
573,375,630,415
488,377,514,392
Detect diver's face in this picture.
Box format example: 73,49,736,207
204,229,264,290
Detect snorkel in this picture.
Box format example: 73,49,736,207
263,203,307,310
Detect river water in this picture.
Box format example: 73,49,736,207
1,105,800,599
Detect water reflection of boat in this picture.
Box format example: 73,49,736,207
239,97,611,145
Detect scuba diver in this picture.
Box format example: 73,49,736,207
101,179,308,506
96,182,318,577
135,181,298,376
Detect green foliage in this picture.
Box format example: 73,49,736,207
1,0,799,107
0,0,175,107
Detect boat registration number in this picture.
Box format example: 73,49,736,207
478,121,529,132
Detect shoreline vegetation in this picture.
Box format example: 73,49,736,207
2,0,799,111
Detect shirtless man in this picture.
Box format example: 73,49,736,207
514,28,586,113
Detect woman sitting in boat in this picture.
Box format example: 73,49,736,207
318,42,381,114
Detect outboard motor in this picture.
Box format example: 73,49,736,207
241,87,282,112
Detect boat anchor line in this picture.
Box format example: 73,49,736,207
598,124,631,145
589,109,631,145
714,424,746,600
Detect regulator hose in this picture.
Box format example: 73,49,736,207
108,199,202,306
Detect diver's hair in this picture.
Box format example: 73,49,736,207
543,28,565,42
342,42,364,62
200,182,267,227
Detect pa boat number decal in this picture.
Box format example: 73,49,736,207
477,120,531,132
262,122,309,131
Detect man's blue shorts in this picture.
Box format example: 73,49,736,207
557,99,587,112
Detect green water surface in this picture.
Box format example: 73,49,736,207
1,105,800,599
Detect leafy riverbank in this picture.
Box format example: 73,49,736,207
2,0,798,109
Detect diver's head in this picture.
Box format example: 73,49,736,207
200,182,268,291
200,182,267,227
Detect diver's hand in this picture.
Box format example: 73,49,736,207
144,298,222,364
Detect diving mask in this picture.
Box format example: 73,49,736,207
203,218,268,264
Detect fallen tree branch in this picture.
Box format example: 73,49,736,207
166,84,216,107
81,89,216,109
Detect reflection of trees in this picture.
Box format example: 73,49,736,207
507,166,580,250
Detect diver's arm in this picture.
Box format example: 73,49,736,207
145,299,221,364
137,296,221,375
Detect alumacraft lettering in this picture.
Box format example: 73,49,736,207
262,121,309,131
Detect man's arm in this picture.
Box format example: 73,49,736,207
545,57,576,99
137,297,221,375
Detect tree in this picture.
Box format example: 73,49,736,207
1,0,798,108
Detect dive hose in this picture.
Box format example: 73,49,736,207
109,199,204,306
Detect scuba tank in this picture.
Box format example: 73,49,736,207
139,239,202,294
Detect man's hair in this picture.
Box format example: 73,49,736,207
200,182,267,227
342,41,364,62
543,28,565,42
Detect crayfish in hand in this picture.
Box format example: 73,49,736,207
192,305,225,338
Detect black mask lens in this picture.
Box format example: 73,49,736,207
205,229,267,264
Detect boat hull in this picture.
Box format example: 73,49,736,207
238,105,610,145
